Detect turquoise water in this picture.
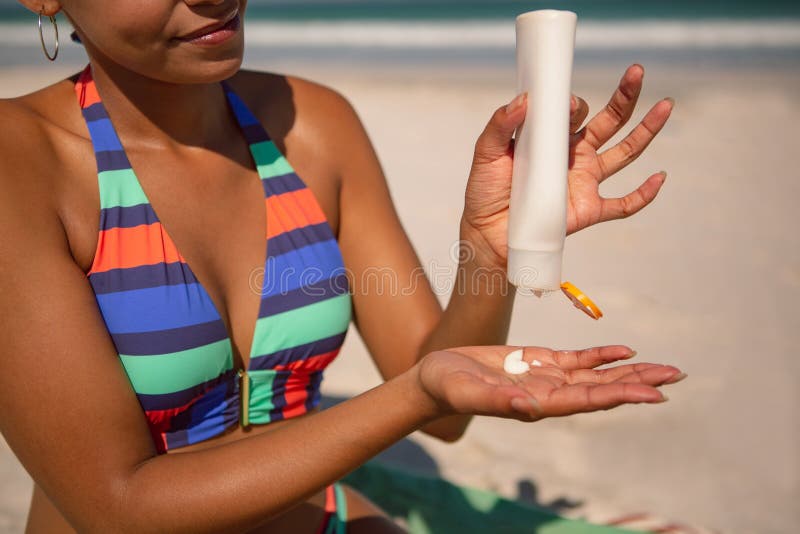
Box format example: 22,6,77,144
1,0,799,22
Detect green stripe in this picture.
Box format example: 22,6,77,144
250,293,351,359
250,141,294,179
119,339,233,395
247,370,278,424
98,168,149,209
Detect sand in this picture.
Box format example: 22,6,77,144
0,53,798,534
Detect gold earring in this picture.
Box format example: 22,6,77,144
38,7,59,61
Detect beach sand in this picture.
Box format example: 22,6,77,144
1,52,798,534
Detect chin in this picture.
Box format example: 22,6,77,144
155,50,245,85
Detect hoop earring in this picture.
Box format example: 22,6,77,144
38,8,59,61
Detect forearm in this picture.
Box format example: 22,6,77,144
114,369,437,534
417,219,517,440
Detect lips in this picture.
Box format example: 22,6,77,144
177,9,240,42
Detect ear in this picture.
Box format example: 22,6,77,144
16,1,63,17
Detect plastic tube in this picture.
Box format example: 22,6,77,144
507,10,577,293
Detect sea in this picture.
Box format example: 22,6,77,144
1,0,798,68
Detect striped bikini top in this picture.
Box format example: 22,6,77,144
75,65,352,454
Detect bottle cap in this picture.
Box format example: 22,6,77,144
561,281,603,320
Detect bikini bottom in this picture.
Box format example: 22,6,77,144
316,482,347,534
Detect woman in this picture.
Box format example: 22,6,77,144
0,1,682,532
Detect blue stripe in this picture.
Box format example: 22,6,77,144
223,87,260,127
89,261,200,295
261,239,347,299
258,273,350,319
250,332,347,371
112,319,228,356
85,117,123,152
95,282,221,333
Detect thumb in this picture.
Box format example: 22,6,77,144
472,92,528,164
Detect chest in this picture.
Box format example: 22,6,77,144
58,124,344,368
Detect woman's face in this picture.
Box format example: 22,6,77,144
24,0,247,83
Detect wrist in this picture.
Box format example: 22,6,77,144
405,356,448,424
456,219,516,300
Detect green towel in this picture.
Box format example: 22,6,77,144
343,462,633,534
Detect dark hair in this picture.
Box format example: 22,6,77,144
71,31,82,44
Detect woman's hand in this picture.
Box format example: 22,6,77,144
461,64,673,269
416,345,684,421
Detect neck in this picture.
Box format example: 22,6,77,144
86,58,233,151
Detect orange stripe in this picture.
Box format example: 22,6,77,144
88,222,185,275
75,72,101,109
266,188,327,239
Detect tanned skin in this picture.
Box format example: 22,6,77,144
1,0,681,532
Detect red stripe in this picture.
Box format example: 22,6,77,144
266,188,328,239
88,222,185,275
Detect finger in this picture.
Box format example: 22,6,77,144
566,364,682,386
552,345,637,370
473,93,528,164
542,383,666,417
598,171,667,222
580,64,644,150
597,98,674,180
570,95,589,134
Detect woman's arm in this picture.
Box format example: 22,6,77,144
334,66,672,441
0,108,437,533
0,161,681,534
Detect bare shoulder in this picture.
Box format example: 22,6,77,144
0,78,86,244
227,69,368,168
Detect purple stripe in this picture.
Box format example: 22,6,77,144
112,319,229,356
268,222,335,257
89,261,200,295
268,371,290,422
250,332,347,371
258,273,350,319
261,172,305,197
305,371,323,411
164,390,239,450
241,123,270,144
138,369,236,411
96,149,131,172
81,102,108,121
101,203,158,230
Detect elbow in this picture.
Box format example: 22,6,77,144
423,426,467,444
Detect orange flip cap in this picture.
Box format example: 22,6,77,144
561,281,603,320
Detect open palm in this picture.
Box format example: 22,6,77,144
419,345,684,421
462,64,674,268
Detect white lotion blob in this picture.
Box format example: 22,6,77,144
503,349,531,375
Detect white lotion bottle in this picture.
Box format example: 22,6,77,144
507,10,577,293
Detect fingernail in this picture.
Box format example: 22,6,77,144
624,350,638,359
506,93,526,114
665,372,688,385
657,392,669,403
658,171,668,182
664,97,676,107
